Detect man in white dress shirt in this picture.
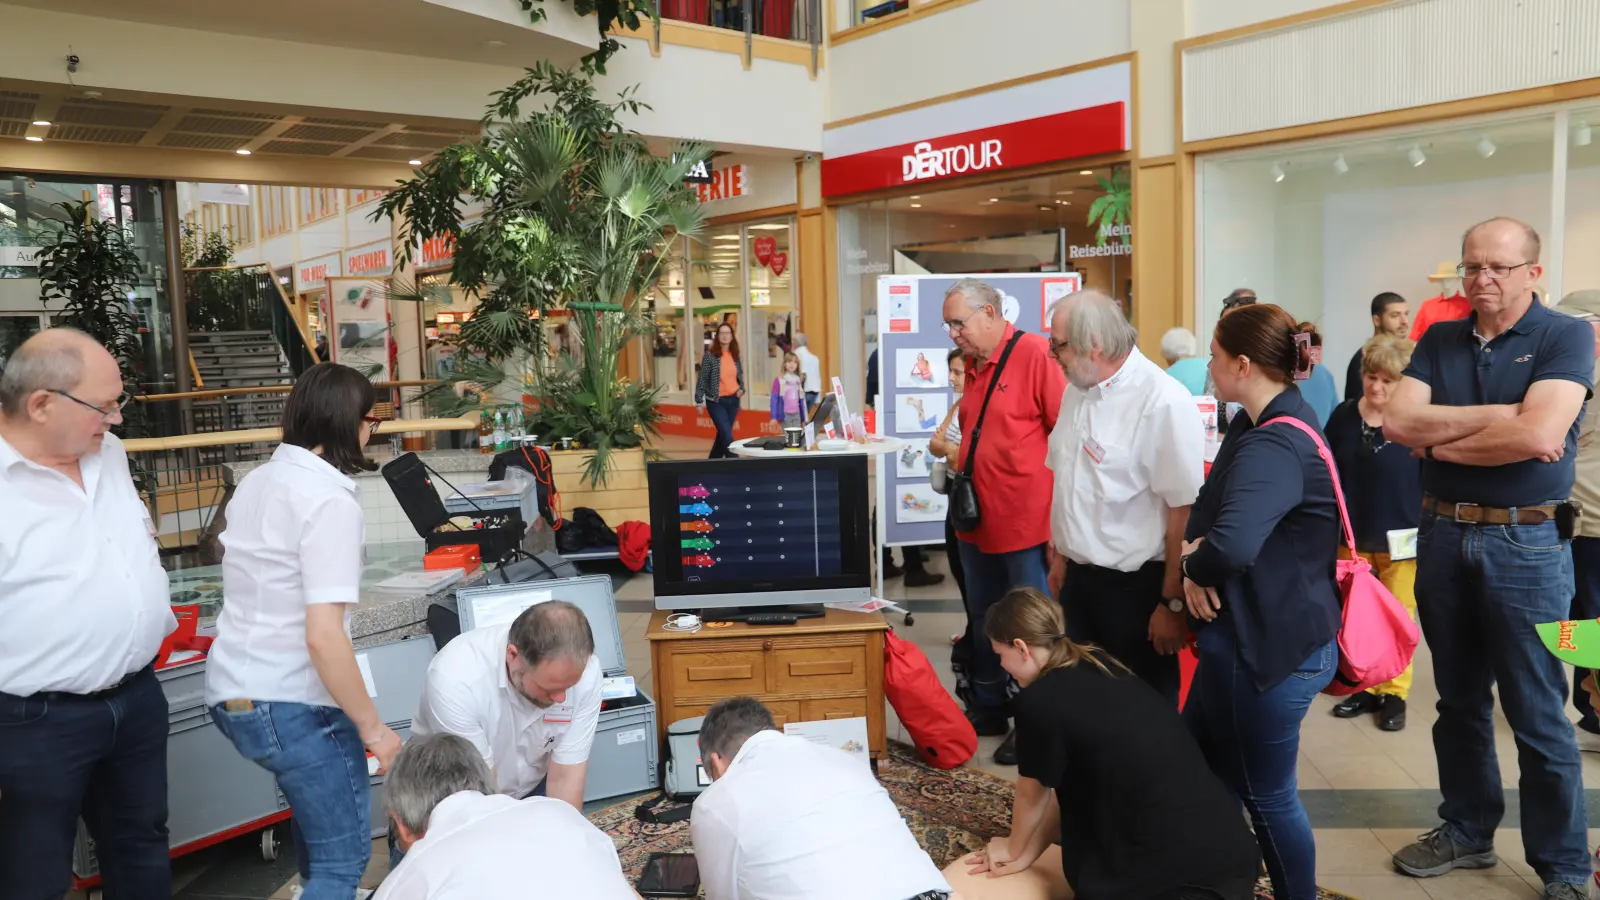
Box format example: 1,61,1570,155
1045,291,1205,705
414,600,603,807
793,333,824,409
0,328,177,898
690,697,952,900
375,733,637,900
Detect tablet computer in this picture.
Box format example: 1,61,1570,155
637,851,699,898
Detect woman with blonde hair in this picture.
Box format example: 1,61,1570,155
954,587,1258,900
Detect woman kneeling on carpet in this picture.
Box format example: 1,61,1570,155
951,587,1259,900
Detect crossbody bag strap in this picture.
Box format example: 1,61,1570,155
1265,415,1358,556
963,331,1026,472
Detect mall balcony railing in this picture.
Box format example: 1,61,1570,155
655,0,823,69
183,263,319,377
122,413,476,570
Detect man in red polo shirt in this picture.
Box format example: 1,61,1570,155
943,278,1064,765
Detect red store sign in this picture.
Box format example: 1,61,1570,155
822,102,1125,198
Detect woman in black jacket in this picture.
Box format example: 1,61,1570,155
1179,303,1342,900
694,322,745,458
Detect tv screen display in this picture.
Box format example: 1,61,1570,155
647,455,871,611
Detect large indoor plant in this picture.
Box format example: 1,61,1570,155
35,200,147,435
376,63,708,486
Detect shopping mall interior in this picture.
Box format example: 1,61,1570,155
6,1,1600,898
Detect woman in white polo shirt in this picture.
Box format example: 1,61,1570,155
205,363,403,900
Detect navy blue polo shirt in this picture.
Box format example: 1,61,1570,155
1402,299,1593,507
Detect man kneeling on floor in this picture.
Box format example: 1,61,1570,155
690,696,954,900
374,733,638,900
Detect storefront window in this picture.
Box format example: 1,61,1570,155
834,165,1132,400
1198,113,1556,397
646,218,799,412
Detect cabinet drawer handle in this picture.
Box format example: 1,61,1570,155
763,639,774,651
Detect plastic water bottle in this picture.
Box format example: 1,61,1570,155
493,408,507,452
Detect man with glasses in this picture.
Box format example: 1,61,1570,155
1385,218,1593,900
941,278,1064,765
0,328,176,899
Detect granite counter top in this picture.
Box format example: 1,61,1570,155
172,540,471,647
223,449,495,485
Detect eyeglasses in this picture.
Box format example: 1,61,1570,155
51,389,131,422
364,415,383,435
1457,262,1532,280
942,305,991,334
1049,337,1073,356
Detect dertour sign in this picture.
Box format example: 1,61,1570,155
901,139,1004,183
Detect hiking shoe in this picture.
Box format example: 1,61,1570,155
1543,883,1586,900
903,569,945,588
1332,691,1379,718
994,729,1018,766
1392,827,1497,877
965,708,1008,737
1379,696,1408,732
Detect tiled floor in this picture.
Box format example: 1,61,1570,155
82,435,1600,898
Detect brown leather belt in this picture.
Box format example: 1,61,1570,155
1424,494,1556,525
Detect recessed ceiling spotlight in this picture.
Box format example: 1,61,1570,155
408,159,422,166
1578,120,1593,147
1038,205,1052,211
1407,143,1426,167
1476,136,1496,158
987,197,998,203
24,136,43,142
1269,163,1286,183
1078,170,1093,176
909,203,921,208
31,120,49,127
235,148,251,155
910,195,920,200
1332,154,1349,175
484,40,506,49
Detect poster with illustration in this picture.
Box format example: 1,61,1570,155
896,484,948,523
895,348,944,389
896,438,932,477
325,276,391,379
896,392,948,434
886,279,917,333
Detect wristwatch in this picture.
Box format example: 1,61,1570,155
1167,597,1186,613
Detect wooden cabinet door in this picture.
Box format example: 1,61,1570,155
801,696,868,722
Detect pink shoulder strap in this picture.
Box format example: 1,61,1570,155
1265,416,1358,556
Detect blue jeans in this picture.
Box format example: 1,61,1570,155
1185,622,1334,900
706,395,741,458
212,702,371,900
1415,511,1588,886
1569,536,1600,731
956,540,1050,715
0,666,170,900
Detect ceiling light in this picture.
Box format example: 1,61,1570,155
408,159,422,166
712,235,740,241
484,40,506,49
31,120,49,127
1269,163,1286,183
910,195,920,200
1332,154,1349,174
1578,121,1593,147
24,136,42,142
987,198,998,203
1078,170,1093,176
1476,136,1496,158
235,148,251,155
1039,206,1052,211
909,203,921,208
1056,190,1073,195
1407,143,1426,167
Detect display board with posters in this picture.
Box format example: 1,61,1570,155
325,277,392,379
876,272,1081,548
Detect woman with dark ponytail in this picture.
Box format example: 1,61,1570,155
951,587,1258,900
1179,304,1343,900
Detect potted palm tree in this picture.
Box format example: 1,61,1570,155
377,63,708,490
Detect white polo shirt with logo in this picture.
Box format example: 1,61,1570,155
413,621,603,798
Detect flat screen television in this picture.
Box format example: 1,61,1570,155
647,455,872,612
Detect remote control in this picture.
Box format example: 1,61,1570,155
745,613,799,626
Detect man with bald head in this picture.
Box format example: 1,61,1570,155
1385,218,1593,898
0,328,177,898
941,278,1064,763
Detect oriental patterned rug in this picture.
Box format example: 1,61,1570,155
586,740,1355,900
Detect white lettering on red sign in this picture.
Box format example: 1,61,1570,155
694,164,749,204
901,139,1003,183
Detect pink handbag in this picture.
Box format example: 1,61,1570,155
1269,416,1422,696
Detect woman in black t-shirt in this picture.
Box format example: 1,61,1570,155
1323,334,1422,731
961,587,1259,900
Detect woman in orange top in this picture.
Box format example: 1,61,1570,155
694,322,746,458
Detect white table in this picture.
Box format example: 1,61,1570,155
728,436,906,458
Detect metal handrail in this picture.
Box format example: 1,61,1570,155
133,379,441,404
123,415,479,453
184,260,321,365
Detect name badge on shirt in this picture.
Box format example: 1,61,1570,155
1083,437,1106,464
1387,528,1418,562
543,704,574,725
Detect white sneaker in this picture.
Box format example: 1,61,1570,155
287,886,372,899
1576,726,1600,754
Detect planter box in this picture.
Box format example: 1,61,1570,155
553,447,650,528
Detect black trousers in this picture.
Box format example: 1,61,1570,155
0,665,171,900
1059,560,1180,706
